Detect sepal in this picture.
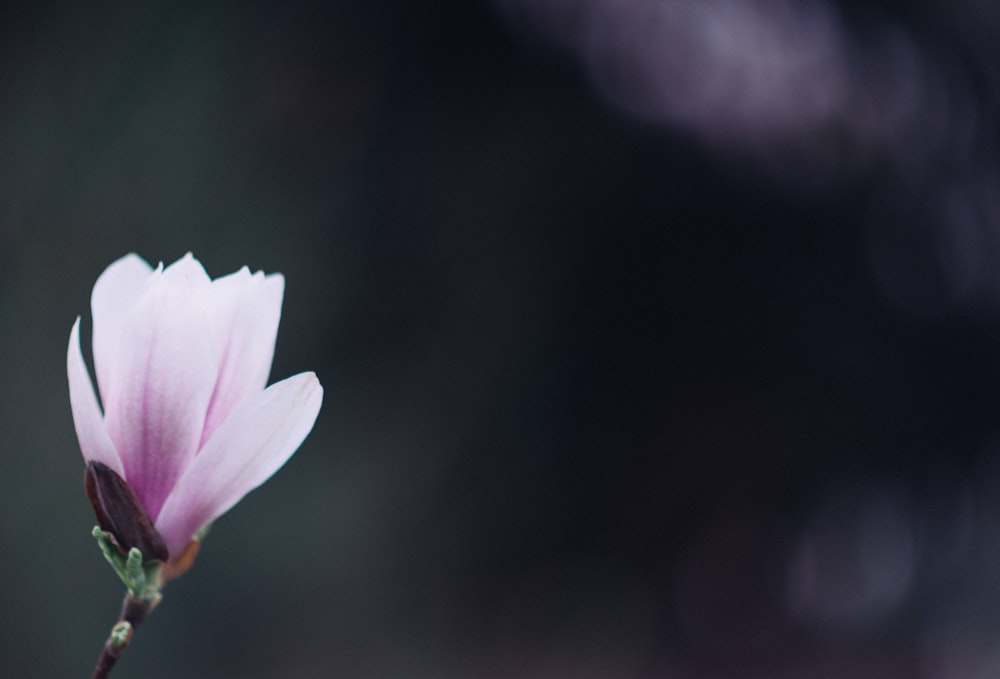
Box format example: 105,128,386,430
92,527,163,601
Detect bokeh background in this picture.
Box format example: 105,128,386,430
3,1,1000,677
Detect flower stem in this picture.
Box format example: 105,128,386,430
90,591,158,679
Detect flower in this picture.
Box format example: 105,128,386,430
67,253,323,565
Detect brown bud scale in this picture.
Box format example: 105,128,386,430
84,461,169,562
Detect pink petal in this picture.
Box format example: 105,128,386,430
154,371,323,557
90,254,155,408
102,268,218,521
67,318,124,476
199,267,284,446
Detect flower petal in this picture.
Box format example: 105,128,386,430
163,252,213,293
154,371,323,557
102,269,218,521
199,267,284,446
91,254,155,407
67,318,124,476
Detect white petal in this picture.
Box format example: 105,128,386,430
163,252,213,294
155,372,322,557
199,267,284,445
102,272,218,521
67,318,124,476
91,254,155,408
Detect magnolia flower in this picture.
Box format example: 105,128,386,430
67,253,322,569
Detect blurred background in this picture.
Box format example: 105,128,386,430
3,0,1000,677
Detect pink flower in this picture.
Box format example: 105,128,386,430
67,253,323,562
